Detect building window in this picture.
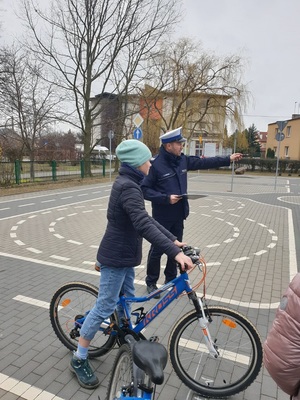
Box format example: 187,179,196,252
284,146,289,158
195,140,203,157
286,126,291,137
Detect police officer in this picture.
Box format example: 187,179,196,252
141,127,243,297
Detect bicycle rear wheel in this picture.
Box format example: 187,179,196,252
169,307,262,398
106,344,134,400
49,281,117,358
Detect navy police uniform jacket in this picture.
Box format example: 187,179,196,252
141,146,230,222
97,163,181,268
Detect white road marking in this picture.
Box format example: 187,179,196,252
54,234,64,239
18,203,35,207
26,248,42,254
0,207,10,211
288,208,298,280
0,372,64,400
50,255,70,261
254,250,268,256
67,240,83,245
41,199,55,203
1,251,98,275
14,240,25,246
13,295,49,309
232,257,250,262
179,338,250,365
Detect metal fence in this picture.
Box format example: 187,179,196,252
0,159,110,186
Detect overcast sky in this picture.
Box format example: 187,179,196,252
1,0,300,133
177,0,300,132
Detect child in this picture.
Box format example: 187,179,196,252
264,273,300,399
70,139,193,389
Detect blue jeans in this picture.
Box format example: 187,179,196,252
80,265,135,341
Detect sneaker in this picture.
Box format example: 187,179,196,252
70,354,100,389
147,284,161,299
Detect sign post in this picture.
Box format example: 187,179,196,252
274,120,287,190
108,130,114,182
229,129,238,192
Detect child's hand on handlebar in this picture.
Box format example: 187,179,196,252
175,252,193,271
174,239,187,247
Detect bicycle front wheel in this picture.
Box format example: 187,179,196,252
49,282,117,358
106,344,134,400
169,307,262,398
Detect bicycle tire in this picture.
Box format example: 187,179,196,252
106,344,134,400
169,307,263,398
49,281,117,358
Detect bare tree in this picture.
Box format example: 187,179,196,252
0,46,64,179
137,38,248,152
20,0,181,176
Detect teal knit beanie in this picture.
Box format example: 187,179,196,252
116,139,152,168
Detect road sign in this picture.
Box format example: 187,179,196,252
133,113,144,128
108,130,114,139
276,120,288,132
275,132,285,141
133,127,142,140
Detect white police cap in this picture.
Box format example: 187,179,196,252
159,127,187,144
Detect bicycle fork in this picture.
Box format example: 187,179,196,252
189,291,219,358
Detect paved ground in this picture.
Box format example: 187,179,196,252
0,172,299,400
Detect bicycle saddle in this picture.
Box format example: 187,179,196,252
132,340,168,385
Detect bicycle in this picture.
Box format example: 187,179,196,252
106,334,168,400
49,246,263,398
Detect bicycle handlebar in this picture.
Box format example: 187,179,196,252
178,245,201,272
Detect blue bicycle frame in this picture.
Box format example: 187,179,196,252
117,270,193,333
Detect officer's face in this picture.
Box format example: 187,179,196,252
166,141,185,156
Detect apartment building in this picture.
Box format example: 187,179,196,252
266,115,300,160
90,87,229,156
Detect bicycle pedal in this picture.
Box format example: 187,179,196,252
149,335,159,342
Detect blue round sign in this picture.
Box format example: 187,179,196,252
133,127,142,140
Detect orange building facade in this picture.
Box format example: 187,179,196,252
266,115,300,160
